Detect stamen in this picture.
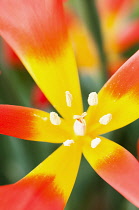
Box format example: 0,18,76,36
65,91,72,107
91,138,101,148
50,112,61,125
63,139,74,146
99,113,112,125
88,92,98,106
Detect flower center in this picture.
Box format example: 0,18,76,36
49,91,112,148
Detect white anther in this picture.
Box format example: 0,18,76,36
99,113,112,125
91,138,101,148
73,119,86,136
63,139,74,146
88,92,98,106
50,112,61,125
65,91,72,107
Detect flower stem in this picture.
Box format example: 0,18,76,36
74,0,108,83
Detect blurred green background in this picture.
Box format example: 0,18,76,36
0,0,139,209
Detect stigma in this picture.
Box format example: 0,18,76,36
73,112,87,136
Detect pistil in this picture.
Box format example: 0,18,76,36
73,112,87,136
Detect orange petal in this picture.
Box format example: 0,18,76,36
87,51,139,136
0,177,65,210
83,136,139,207
0,0,83,119
0,144,82,209
0,105,71,143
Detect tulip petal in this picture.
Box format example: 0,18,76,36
0,0,83,119
67,11,99,70
83,136,139,207
0,144,82,209
87,51,139,136
0,105,71,143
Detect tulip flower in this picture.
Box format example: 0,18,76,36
69,0,139,73
97,0,139,54
98,0,139,68
0,0,139,209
